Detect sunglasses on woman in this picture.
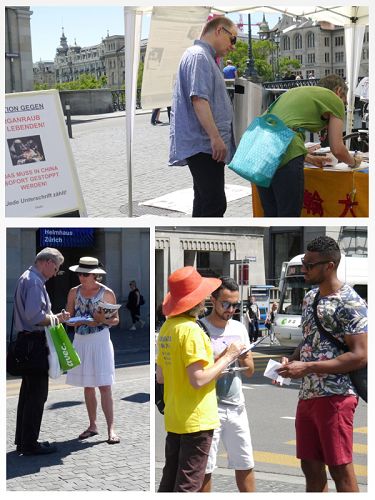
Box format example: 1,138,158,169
78,272,90,277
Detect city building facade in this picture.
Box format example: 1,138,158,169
5,6,34,93
267,14,369,79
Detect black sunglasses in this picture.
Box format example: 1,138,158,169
78,272,90,277
301,259,331,271
221,26,237,45
220,300,241,311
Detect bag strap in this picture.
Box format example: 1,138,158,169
312,292,347,352
196,318,210,338
9,309,15,343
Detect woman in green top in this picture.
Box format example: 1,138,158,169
257,75,363,217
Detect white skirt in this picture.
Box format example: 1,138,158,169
66,327,115,387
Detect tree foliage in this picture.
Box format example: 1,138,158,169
226,39,301,82
55,74,107,90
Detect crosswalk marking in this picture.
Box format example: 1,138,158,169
286,440,367,455
219,451,367,477
354,427,367,434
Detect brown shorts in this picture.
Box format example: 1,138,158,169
158,430,214,492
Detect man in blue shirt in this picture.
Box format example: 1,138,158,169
13,247,70,455
169,17,237,217
223,59,237,79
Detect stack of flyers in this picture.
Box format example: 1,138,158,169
263,359,291,386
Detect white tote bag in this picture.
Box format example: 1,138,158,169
45,315,63,379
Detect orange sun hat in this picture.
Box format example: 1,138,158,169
162,266,221,317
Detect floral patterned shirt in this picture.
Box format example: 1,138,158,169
299,284,367,400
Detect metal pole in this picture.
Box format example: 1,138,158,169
65,103,73,138
244,14,259,80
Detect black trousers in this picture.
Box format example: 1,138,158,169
187,152,226,217
15,371,49,449
249,319,260,342
257,155,305,217
158,430,214,492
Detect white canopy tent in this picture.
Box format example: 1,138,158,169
123,5,369,216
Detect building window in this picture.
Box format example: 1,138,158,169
335,68,345,77
307,53,316,63
282,36,290,51
335,35,344,46
335,52,344,63
325,53,330,63
307,32,315,48
294,34,302,49
325,69,331,76
296,54,302,64
324,37,330,47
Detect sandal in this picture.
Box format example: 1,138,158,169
107,435,120,445
78,429,99,440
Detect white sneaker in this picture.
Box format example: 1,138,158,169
139,320,145,328
129,325,136,331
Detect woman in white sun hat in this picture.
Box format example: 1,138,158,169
66,256,120,444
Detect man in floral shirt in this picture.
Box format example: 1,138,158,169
278,236,367,492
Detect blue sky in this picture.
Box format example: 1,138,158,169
30,6,280,62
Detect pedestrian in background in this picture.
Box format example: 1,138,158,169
246,296,260,343
126,280,145,330
200,277,256,492
169,16,237,217
223,59,237,79
265,301,278,344
66,257,120,445
151,108,162,125
277,236,367,492
156,267,244,492
14,247,70,455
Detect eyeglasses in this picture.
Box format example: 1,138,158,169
221,26,237,45
301,259,331,271
220,301,241,311
78,272,90,277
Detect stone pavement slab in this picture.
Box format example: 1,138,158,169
68,110,253,218
7,366,150,491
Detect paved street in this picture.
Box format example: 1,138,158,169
155,342,368,493
6,326,150,491
68,110,253,218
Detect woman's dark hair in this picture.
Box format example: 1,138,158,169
211,276,239,299
306,236,341,268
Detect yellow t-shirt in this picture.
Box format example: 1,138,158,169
157,315,219,434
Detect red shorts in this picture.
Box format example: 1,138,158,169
296,395,358,466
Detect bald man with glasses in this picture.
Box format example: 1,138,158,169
169,16,238,217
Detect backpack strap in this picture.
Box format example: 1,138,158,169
312,292,347,352
196,318,210,338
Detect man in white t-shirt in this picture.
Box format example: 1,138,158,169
200,276,256,492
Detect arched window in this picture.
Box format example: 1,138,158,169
295,34,302,50
283,36,290,51
307,32,315,48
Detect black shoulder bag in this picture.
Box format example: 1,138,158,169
312,292,367,403
155,319,210,415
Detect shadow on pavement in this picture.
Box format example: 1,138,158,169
122,392,150,404
6,438,102,480
47,400,83,410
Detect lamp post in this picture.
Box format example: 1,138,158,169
244,13,260,82
274,31,280,81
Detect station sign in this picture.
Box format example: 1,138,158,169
39,228,94,248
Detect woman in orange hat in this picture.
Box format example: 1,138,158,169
156,266,245,492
